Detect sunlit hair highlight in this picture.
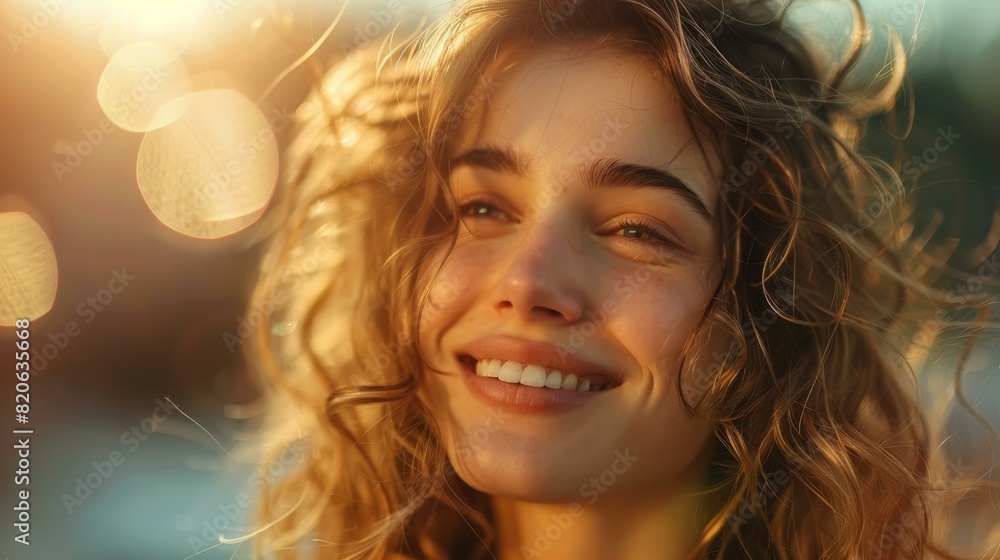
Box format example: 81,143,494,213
241,1,1000,558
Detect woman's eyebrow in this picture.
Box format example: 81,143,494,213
450,145,714,223
588,157,714,222
450,145,527,176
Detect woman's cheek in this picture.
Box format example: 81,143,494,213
621,280,715,367
417,247,480,343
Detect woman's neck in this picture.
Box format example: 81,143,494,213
488,449,719,560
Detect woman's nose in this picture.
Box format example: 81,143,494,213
488,219,587,323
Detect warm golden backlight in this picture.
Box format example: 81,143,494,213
98,0,204,58
97,41,192,132
0,212,58,325
136,89,278,238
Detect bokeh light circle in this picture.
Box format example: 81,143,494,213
97,41,192,132
136,89,279,239
98,0,205,58
0,212,58,325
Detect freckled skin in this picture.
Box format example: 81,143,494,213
417,44,727,506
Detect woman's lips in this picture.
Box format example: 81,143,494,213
458,355,618,414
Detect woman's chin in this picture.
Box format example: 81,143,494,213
447,442,620,504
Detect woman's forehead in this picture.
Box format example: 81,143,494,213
449,43,723,206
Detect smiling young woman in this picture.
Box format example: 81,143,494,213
240,1,999,559
415,44,727,559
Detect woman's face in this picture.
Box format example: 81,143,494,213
417,44,726,503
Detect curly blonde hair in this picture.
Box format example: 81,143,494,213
238,1,999,558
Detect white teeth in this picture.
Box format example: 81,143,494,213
544,371,562,389
497,361,522,383
561,373,579,391
520,364,547,388
472,359,610,392
476,359,502,378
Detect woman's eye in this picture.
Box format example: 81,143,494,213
458,199,514,222
613,217,674,247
